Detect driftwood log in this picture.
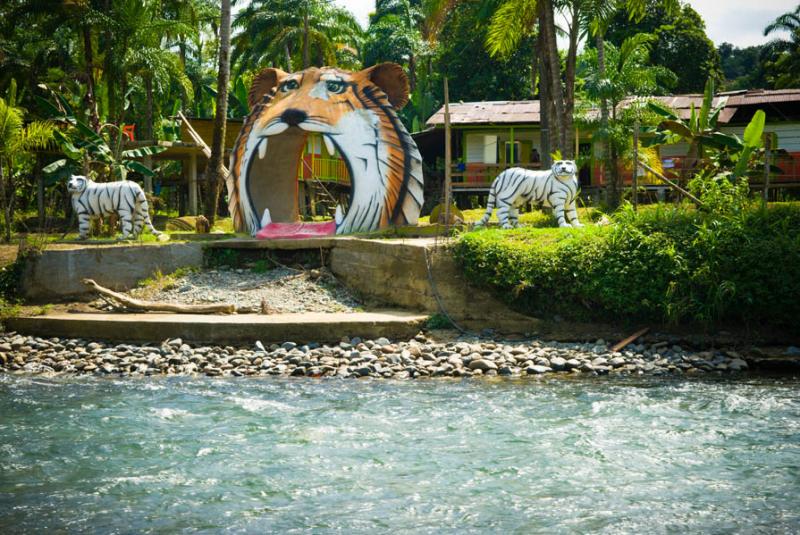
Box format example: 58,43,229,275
611,327,650,352
82,279,236,314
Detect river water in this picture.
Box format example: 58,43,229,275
1,374,798,533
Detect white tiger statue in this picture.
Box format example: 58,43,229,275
67,175,166,240
477,160,583,229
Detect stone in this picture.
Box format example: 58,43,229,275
468,359,497,372
255,341,266,353
526,365,551,375
609,357,626,368
729,358,748,372
374,337,391,346
548,356,566,371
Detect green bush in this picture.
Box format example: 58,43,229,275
454,202,800,327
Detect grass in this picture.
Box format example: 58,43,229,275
419,206,604,227
454,201,800,328
134,266,197,298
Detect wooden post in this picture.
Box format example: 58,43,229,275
763,132,772,202
632,119,639,211
509,126,515,164
143,155,153,193
444,77,452,226
188,152,198,215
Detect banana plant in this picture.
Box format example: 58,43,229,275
732,109,765,179
646,78,742,181
38,91,165,182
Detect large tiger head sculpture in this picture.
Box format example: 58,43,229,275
228,62,424,235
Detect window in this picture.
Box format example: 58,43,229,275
306,134,322,155
483,135,498,164
505,141,520,164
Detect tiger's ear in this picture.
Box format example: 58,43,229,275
359,62,409,110
248,68,289,109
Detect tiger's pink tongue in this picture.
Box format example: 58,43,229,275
255,221,336,240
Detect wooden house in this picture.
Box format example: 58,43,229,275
415,89,800,204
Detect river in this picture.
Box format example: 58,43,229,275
1,374,798,533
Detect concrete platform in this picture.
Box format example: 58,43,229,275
8,311,428,344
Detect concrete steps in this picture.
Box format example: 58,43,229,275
8,311,427,345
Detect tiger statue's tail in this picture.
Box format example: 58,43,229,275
134,187,168,241
476,175,500,227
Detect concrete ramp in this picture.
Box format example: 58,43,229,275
8,311,427,345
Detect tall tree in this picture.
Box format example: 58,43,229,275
762,5,800,89
205,0,231,224
718,43,767,90
604,0,721,93
232,0,364,74
580,33,677,207
434,1,535,104
0,97,54,241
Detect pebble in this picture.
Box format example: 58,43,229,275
0,333,761,380
124,267,361,314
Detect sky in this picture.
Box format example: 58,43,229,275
334,0,797,48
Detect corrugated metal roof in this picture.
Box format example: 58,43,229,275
425,89,800,127
426,100,540,126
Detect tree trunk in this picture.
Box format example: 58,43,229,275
538,0,566,156
408,53,417,92
608,106,621,208
539,41,551,169
204,0,231,225
562,0,581,159
537,0,566,155
0,159,10,242
144,76,155,192
82,25,101,132
596,33,614,207
529,34,539,98
302,9,310,69
285,43,292,72
36,154,45,229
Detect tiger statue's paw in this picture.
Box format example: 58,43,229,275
501,223,514,230
156,233,170,242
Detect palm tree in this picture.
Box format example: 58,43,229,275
205,0,231,225
581,33,677,206
232,0,364,73
0,97,54,241
762,5,800,88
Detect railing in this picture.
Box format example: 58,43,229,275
450,162,543,188
298,154,350,185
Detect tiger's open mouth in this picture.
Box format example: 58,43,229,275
242,108,387,235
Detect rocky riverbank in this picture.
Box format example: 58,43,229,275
0,332,752,378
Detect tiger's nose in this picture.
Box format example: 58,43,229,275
281,109,307,126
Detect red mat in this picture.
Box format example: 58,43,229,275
255,221,336,240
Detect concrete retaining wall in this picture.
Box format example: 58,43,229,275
22,243,204,301
20,238,537,331
330,239,535,326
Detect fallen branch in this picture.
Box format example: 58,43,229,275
82,279,236,314
611,327,650,352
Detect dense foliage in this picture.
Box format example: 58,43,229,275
718,43,767,91
454,202,800,328
603,0,722,93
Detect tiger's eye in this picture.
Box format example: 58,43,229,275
280,79,299,92
326,80,346,94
